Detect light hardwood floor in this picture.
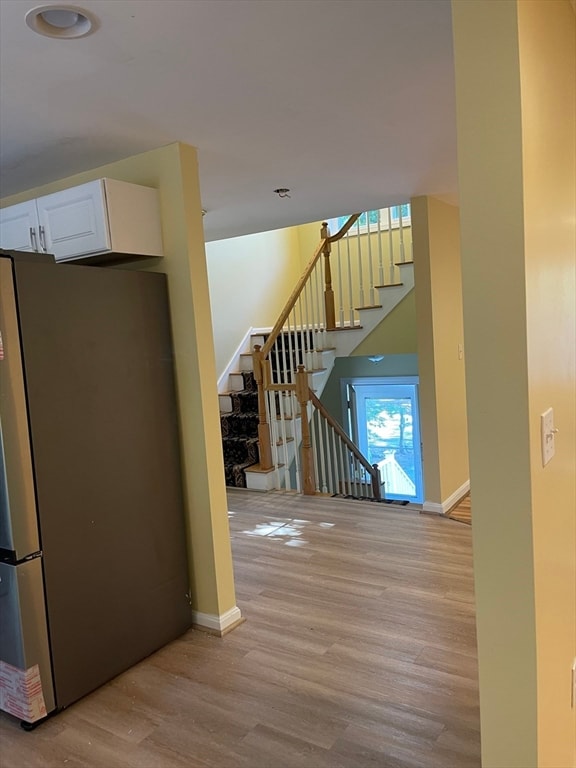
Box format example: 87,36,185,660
1,491,480,768
447,494,472,525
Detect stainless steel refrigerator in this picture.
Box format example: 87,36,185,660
0,251,192,727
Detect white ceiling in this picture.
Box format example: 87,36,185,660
0,0,457,242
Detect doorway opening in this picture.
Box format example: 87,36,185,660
343,377,424,503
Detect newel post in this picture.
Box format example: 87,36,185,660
371,463,382,501
295,365,315,495
321,222,336,330
252,345,273,470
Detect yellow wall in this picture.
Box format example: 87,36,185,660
453,1,576,766
1,143,238,620
412,196,469,507
205,227,302,375
518,1,576,765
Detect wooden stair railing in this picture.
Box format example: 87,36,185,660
307,389,382,500
251,206,411,488
256,365,381,498
259,214,361,359
253,213,361,470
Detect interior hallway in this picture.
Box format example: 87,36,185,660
0,490,480,768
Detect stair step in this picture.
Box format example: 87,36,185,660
219,393,233,413
374,282,404,289
250,333,267,348
227,372,247,391
244,462,279,474
276,436,294,446
395,260,414,266
327,324,364,331
355,304,383,311
239,353,254,372
224,459,258,488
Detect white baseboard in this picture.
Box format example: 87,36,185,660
217,328,253,393
192,606,243,635
422,479,470,516
217,326,274,393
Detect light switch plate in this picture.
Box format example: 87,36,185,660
541,408,555,466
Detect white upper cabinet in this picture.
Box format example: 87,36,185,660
0,179,164,263
37,180,111,261
0,200,41,252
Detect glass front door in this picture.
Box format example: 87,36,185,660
348,378,423,503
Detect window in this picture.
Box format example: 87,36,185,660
329,204,411,237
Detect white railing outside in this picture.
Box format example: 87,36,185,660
377,454,416,497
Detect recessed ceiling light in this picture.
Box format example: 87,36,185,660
25,4,98,39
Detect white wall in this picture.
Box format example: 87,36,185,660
206,227,302,375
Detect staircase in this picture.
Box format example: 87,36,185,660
218,209,414,494
220,370,259,487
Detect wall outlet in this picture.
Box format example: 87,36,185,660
572,658,576,709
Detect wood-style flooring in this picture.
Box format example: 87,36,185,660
0,491,480,768
447,494,472,525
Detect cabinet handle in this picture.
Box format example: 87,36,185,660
30,227,39,251
39,226,47,253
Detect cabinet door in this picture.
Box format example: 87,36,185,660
36,180,111,261
0,201,40,252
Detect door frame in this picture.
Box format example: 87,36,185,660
340,375,424,503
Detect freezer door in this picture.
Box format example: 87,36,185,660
0,559,55,720
0,258,40,560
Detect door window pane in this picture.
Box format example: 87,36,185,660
349,378,423,503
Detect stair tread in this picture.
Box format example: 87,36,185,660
355,304,383,311
328,325,364,331
395,260,414,266
374,282,404,289
244,463,279,474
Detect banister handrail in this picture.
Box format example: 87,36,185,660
308,388,380,486
260,238,327,359
327,212,362,243
259,212,362,360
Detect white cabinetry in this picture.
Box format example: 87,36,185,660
0,200,41,252
0,179,163,263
